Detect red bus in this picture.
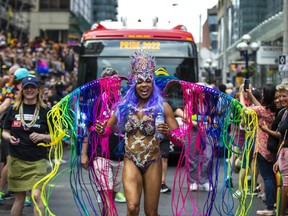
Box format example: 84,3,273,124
72,19,199,157
74,20,199,86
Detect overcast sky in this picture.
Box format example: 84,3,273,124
117,0,218,43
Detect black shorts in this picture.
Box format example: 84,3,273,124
160,139,170,159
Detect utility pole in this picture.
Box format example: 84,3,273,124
222,0,228,84
284,0,288,55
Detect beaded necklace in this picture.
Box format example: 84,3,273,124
19,103,39,130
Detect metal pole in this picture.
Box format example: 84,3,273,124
244,52,249,79
283,0,288,82
222,0,228,84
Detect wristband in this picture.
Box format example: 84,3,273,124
169,128,184,146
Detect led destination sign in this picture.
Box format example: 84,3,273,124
120,41,160,50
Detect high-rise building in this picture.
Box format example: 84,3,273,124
92,0,118,23
239,0,267,38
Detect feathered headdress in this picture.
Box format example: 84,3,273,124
129,50,156,81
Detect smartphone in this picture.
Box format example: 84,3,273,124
244,79,250,91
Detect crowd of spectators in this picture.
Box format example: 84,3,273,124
0,33,78,108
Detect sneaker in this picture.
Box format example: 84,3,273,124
24,196,32,207
189,183,198,191
115,192,126,203
233,189,242,198
0,191,4,204
256,209,275,215
96,194,102,203
160,184,171,193
3,192,14,200
201,183,212,192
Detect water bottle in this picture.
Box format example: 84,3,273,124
155,112,164,140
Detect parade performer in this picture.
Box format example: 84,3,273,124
40,50,258,216
93,51,183,216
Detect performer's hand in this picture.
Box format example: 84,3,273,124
157,123,171,138
95,120,107,134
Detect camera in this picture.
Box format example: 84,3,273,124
244,79,250,91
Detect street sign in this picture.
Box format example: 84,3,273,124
279,55,288,77
257,41,282,65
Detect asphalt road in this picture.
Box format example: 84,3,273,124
0,149,271,216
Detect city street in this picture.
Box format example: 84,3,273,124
0,149,269,216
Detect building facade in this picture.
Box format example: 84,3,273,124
29,0,92,44
200,6,218,83
0,0,118,44
215,0,284,86
0,0,34,44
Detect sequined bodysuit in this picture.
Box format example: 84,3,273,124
124,107,161,173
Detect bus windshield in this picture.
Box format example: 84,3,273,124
77,39,198,86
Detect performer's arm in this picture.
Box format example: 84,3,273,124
163,102,184,146
92,112,117,137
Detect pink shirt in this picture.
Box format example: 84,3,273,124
250,106,275,162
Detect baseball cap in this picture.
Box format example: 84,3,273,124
14,68,30,81
22,76,39,88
